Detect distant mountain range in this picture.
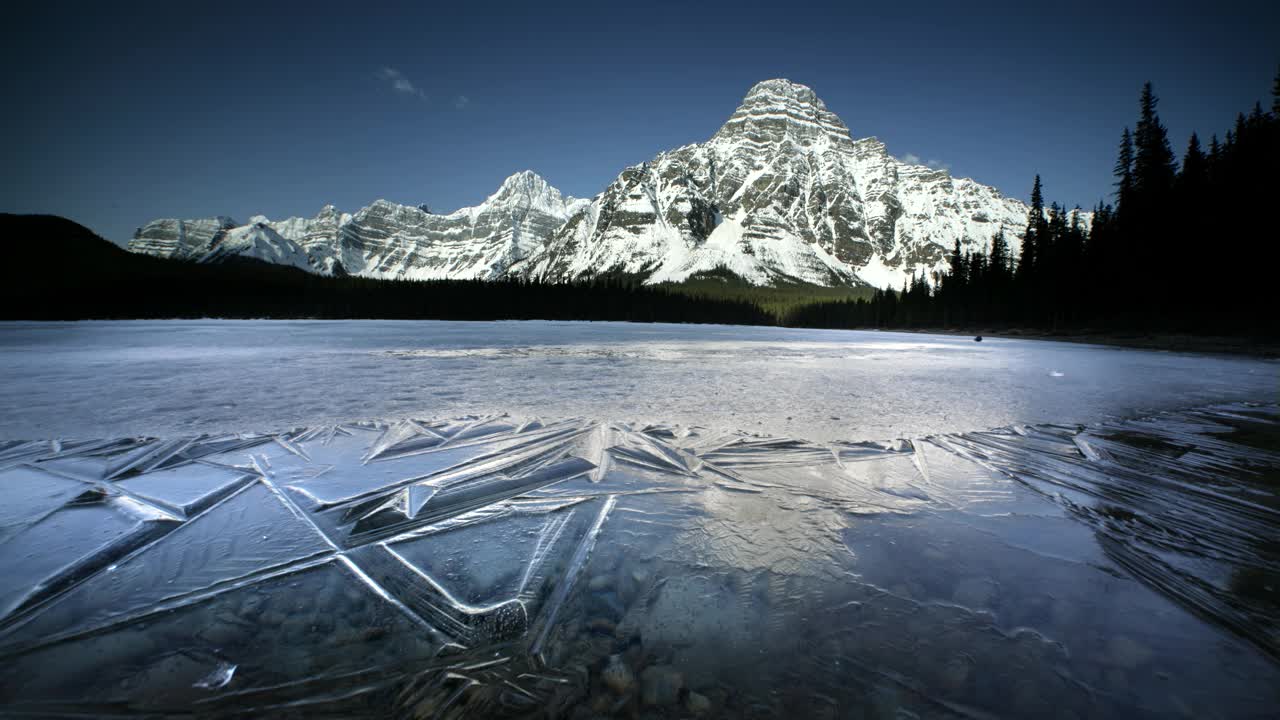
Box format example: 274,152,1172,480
0,213,773,324
130,79,1063,289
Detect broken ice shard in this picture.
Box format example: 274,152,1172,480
0,404,1277,718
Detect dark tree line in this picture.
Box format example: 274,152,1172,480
0,214,771,325
789,70,1280,337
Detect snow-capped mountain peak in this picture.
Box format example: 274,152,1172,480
523,79,1063,288
492,169,553,199
475,170,588,220
711,78,853,150
202,222,312,271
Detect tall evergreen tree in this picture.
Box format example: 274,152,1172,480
1114,127,1134,209
1044,203,1067,318
1177,133,1208,194
1045,202,1065,264
989,229,1010,282
948,239,964,284
1170,132,1211,310
1058,208,1087,325
1132,82,1177,198
1123,83,1177,305
1018,175,1045,283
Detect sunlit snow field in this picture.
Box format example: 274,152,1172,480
0,320,1273,441
1,320,1278,718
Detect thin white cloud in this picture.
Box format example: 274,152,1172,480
378,67,426,99
901,152,951,173
453,95,470,110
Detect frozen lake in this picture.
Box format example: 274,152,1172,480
0,320,1274,441
1,320,1278,717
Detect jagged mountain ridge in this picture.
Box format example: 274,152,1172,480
129,171,586,280
130,79,1070,288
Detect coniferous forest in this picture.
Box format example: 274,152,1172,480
3,71,1277,339
786,71,1280,337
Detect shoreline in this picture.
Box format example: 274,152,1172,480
889,327,1280,359
3,317,1277,359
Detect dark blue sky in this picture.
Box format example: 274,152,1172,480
3,1,1276,244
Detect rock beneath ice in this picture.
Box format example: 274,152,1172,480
601,654,634,695
2,403,1278,717
586,617,617,635
685,690,712,715
640,664,684,706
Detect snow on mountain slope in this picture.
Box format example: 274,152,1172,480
267,205,352,274
336,171,589,280
200,221,313,271
129,170,587,279
129,80,1076,288
128,215,312,270
522,79,1048,288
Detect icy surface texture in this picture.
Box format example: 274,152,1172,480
1,404,1278,717
1,320,1276,442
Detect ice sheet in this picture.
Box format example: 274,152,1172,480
1,320,1276,442
1,403,1278,717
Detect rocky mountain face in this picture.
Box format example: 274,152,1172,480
129,217,239,260
265,205,351,275
127,171,586,279
129,80,1062,288
129,216,313,272
520,79,1039,287
334,171,589,280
